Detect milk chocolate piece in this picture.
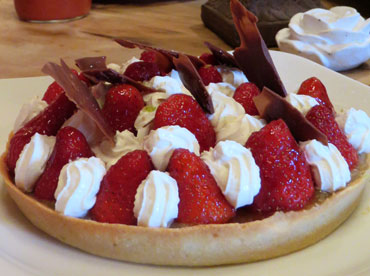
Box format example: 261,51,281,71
115,38,205,69
42,60,115,143
173,54,214,114
75,56,107,71
230,0,287,97
254,87,328,145
204,41,238,67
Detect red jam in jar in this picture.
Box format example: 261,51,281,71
14,0,92,22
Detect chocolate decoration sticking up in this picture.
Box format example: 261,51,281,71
115,38,206,69
42,60,115,144
204,41,238,67
83,69,160,95
230,0,287,97
254,87,328,145
173,54,214,114
75,56,107,72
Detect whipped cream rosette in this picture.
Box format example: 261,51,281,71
276,6,370,71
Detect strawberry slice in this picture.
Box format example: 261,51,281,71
233,82,260,115
153,94,216,152
102,84,144,133
90,150,153,224
167,148,235,224
306,105,358,170
297,77,334,112
123,61,161,81
7,93,76,174
245,119,314,212
198,65,222,86
33,126,94,200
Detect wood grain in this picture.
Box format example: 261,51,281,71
0,0,369,86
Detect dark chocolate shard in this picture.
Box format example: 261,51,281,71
230,0,287,97
204,41,238,67
42,60,115,143
115,38,205,69
254,87,328,145
173,54,214,114
83,69,159,95
75,56,107,72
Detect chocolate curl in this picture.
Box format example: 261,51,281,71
115,38,205,69
42,60,115,144
254,87,328,145
230,0,287,97
204,41,238,67
172,54,214,114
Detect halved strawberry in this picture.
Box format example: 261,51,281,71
90,150,153,224
140,50,172,74
306,105,358,170
153,94,216,152
7,93,76,174
167,148,235,224
233,82,260,115
198,65,222,86
102,84,144,133
245,119,314,212
123,61,161,81
297,77,334,112
34,126,94,200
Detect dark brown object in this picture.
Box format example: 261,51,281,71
201,0,322,47
172,54,214,114
230,0,287,97
204,41,238,67
254,87,328,145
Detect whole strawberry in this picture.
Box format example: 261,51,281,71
245,119,314,212
199,53,217,65
7,93,76,173
42,70,89,104
34,126,94,200
233,82,260,115
124,61,161,81
167,148,235,224
153,94,216,152
297,77,334,112
90,150,153,224
102,84,144,133
198,65,222,85
306,105,358,170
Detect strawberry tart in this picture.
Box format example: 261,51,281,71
1,0,370,267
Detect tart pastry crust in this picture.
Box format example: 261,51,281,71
1,148,369,266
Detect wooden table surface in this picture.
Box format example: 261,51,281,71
1,0,369,86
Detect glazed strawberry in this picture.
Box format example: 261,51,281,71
245,119,314,212
34,126,94,200
199,53,217,65
297,77,334,112
306,105,358,170
233,82,260,115
90,150,153,224
102,84,144,133
124,61,161,81
167,148,235,224
153,94,216,152
7,93,76,173
198,65,222,85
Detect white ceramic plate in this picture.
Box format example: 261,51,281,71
0,51,369,276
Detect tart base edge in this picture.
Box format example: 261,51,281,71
0,151,369,267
